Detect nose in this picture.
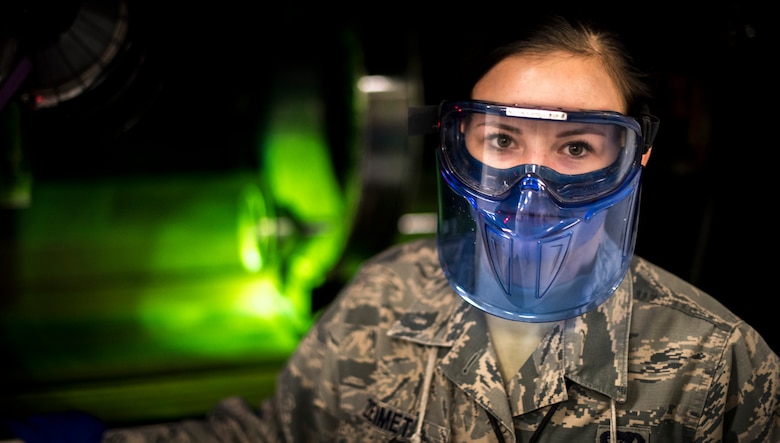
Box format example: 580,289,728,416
485,174,561,237
516,176,556,217
519,176,541,192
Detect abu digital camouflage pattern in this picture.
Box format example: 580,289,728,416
104,238,779,442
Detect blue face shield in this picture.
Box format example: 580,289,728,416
421,100,658,322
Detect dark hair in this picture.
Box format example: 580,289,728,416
466,15,652,116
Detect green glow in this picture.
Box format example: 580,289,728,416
237,184,269,272
264,132,347,249
257,67,357,316
1,173,314,373
264,132,344,220
261,129,349,315
1,30,366,424
2,89,356,384
137,270,306,356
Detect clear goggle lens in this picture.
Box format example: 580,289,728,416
439,101,645,204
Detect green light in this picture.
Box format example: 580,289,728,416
239,279,286,317
1,174,315,370
137,271,305,356
257,69,357,316
0,28,367,424
260,129,350,315
264,131,344,220
237,184,269,272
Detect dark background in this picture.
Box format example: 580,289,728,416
0,0,775,424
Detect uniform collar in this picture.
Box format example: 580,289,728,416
561,274,632,402
387,268,633,403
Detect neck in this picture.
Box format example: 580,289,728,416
485,314,557,384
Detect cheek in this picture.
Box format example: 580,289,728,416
464,137,483,163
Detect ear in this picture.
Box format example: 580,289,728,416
641,147,652,166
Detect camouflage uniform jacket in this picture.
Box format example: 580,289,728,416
104,237,779,443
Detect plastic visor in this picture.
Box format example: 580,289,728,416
439,101,644,205
433,100,651,322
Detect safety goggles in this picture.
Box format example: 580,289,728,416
419,100,657,205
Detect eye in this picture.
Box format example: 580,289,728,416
487,133,515,150
565,141,592,157
496,134,513,148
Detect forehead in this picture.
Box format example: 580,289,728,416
471,52,626,113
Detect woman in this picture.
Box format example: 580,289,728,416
104,14,779,443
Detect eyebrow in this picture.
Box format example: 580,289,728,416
477,122,522,134
557,126,608,137
480,121,609,138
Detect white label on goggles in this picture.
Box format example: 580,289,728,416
505,107,567,121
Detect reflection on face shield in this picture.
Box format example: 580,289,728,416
435,101,647,322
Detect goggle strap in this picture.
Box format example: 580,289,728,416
640,113,660,153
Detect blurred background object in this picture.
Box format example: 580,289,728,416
0,0,773,427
